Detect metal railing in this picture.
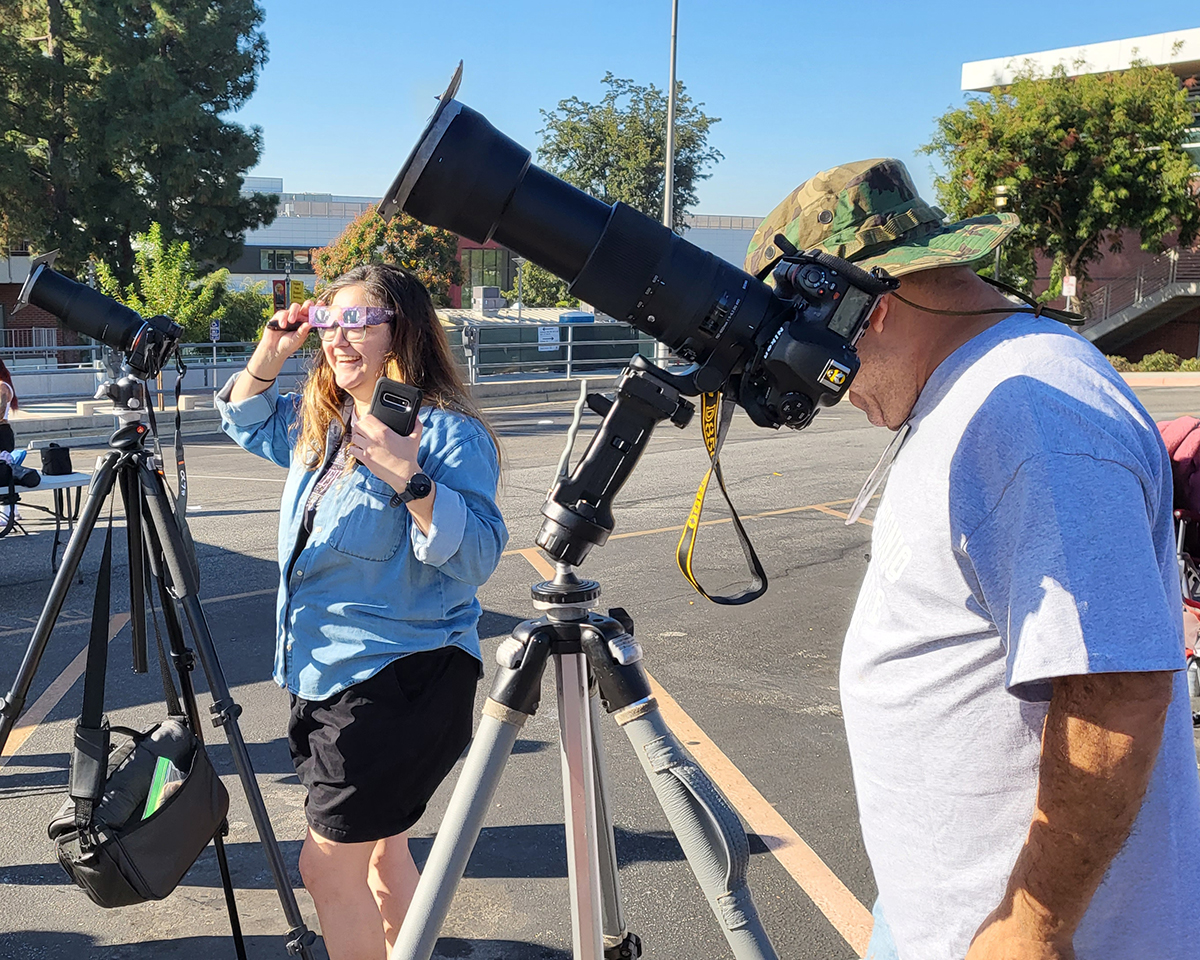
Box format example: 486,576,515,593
1,327,58,349
3,322,656,399
457,321,655,385
1083,249,1200,329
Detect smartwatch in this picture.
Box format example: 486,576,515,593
392,472,432,507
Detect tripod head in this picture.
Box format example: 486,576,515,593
92,371,155,451
536,357,694,568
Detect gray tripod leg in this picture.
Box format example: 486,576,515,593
590,689,637,956
613,698,777,960
391,626,556,960
390,699,528,960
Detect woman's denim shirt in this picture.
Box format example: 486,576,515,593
215,374,507,700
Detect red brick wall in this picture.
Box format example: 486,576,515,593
0,282,84,345
1117,309,1200,361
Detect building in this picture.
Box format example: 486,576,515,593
961,28,1200,361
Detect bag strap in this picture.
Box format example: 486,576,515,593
146,557,183,717
70,508,115,832
675,392,768,605
147,354,200,589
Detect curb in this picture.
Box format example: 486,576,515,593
1120,373,1200,386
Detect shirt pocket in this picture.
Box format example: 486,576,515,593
325,470,408,562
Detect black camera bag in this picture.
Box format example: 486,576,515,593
46,517,228,908
41,442,72,476
47,719,228,907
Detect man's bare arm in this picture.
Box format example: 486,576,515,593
967,670,1173,958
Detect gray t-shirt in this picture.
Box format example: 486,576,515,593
841,314,1200,959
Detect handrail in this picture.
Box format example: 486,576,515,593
1082,248,1200,328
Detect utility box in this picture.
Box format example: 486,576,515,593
472,286,503,317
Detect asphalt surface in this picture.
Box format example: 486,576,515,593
2,384,1200,960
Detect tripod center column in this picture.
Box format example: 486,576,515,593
556,650,605,959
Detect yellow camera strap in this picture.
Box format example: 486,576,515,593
676,391,767,604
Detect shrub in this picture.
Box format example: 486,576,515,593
1106,354,1135,372
1181,357,1200,372
1136,350,1182,372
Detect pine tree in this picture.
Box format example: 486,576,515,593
0,1,276,282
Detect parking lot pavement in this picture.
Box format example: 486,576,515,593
2,384,1199,960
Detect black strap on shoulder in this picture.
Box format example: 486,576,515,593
676,392,768,604
70,508,115,832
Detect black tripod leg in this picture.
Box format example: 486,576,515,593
137,461,317,960
213,825,248,960
0,452,121,753
120,468,148,674
142,519,247,960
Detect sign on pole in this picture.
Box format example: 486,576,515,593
209,320,221,343
1062,275,1077,299
291,280,306,305
272,279,287,310
537,326,561,352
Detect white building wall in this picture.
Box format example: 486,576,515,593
961,27,1200,91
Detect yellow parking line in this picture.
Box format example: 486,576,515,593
0,613,130,769
511,548,872,955
502,495,875,560
0,588,276,765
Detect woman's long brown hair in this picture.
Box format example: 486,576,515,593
295,263,500,469
0,358,17,412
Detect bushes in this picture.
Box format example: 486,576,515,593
1106,351,1200,373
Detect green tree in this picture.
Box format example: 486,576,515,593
502,262,577,308
0,1,276,281
922,61,1200,297
214,281,273,342
95,222,226,342
312,208,462,305
537,73,722,232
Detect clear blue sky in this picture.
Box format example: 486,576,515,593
233,1,1196,217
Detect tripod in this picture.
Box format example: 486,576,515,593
0,377,317,959
393,564,778,960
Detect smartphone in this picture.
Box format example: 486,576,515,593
368,378,423,437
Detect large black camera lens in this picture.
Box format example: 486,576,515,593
17,255,182,376
381,98,785,393
18,259,146,352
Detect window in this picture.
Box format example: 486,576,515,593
257,249,314,273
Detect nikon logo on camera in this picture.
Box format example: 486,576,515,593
820,360,851,390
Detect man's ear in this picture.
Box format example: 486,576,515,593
868,295,890,333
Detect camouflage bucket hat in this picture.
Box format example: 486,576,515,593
744,158,1019,280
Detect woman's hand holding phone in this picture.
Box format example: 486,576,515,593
349,415,424,494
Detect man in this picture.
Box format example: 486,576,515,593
745,159,1200,960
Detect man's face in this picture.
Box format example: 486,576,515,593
846,297,924,430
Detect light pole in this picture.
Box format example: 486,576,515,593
656,0,680,366
993,184,1009,281
513,256,526,321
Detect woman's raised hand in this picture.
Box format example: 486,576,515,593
258,300,316,367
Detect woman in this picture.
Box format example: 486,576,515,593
0,357,18,454
216,264,507,959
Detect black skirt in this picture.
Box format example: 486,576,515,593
287,646,480,844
